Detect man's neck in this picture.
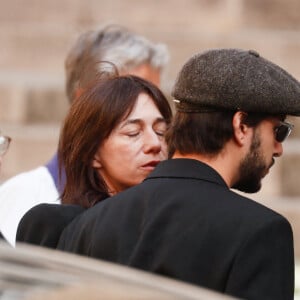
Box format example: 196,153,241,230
172,147,241,188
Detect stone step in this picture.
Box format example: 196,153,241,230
281,139,300,196
0,123,60,183
0,73,68,123
1,1,300,91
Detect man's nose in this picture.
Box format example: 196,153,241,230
273,141,283,158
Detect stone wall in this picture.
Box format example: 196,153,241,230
1,0,300,254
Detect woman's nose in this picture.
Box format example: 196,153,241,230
143,130,162,154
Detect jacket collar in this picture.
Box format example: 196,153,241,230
146,158,228,188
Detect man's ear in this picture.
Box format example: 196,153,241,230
232,111,249,146
92,153,102,169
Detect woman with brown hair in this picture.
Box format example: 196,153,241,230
16,74,172,247
59,74,172,208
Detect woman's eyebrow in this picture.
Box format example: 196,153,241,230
120,119,143,128
153,117,167,125
120,117,167,128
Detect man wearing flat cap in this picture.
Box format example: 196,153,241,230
23,49,299,299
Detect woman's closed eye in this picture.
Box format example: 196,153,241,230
120,119,167,138
154,130,165,137
120,122,141,138
126,131,140,137
153,122,167,137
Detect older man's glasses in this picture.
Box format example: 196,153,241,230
0,136,11,156
274,121,294,143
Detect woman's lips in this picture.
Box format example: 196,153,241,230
141,160,160,170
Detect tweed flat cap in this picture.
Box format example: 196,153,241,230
172,48,300,115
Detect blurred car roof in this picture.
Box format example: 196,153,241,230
0,241,236,300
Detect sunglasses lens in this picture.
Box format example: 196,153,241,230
275,124,291,142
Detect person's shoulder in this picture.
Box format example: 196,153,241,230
29,203,85,218
0,166,51,189
0,166,59,224
229,189,290,225
22,203,85,227
0,166,57,197
17,203,85,248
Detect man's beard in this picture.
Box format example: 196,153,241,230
232,131,273,193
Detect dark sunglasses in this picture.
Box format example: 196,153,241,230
274,121,294,143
